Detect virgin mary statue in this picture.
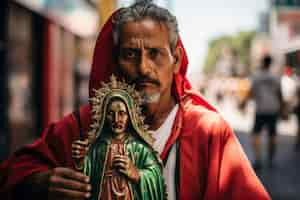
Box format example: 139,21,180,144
73,75,166,200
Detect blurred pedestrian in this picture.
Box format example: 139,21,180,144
250,55,283,170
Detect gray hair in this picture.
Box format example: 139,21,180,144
112,0,179,52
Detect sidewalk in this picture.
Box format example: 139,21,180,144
236,131,300,200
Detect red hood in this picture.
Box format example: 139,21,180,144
89,10,216,112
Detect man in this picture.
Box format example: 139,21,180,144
0,1,270,199
250,55,282,170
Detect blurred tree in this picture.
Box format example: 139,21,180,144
203,31,256,75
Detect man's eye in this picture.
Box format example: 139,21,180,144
123,49,137,59
149,48,159,58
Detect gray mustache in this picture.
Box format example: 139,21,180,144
134,77,161,87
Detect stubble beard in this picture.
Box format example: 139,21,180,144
140,91,161,129
141,91,161,104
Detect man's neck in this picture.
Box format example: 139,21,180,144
144,95,177,130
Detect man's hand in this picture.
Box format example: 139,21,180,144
29,167,91,200
72,139,89,159
72,139,89,170
112,155,140,183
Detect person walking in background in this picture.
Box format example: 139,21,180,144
250,55,283,170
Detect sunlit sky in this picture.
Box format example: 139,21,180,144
173,0,269,79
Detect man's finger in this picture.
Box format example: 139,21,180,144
72,154,85,159
72,149,86,155
53,168,89,183
72,144,83,149
74,140,89,146
49,175,91,192
72,150,81,154
72,144,88,150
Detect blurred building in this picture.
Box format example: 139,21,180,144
258,11,270,33
249,0,300,74
0,0,175,161
0,0,10,162
251,34,272,71
0,0,99,160
270,0,300,72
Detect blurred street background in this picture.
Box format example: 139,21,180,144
1,0,300,199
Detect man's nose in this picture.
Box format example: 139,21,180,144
137,52,151,76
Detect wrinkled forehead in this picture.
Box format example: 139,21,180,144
119,18,170,47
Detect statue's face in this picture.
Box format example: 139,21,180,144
106,99,129,135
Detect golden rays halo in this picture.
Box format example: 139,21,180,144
88,74,155,146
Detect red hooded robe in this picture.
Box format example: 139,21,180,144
0,11,270,200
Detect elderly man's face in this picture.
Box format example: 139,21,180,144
117,18,181,104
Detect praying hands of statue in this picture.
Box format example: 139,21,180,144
113,154,140,183
72,139,89,171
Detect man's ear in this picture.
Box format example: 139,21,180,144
173,46,183,74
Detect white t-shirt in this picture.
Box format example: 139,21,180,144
152,104,179,200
